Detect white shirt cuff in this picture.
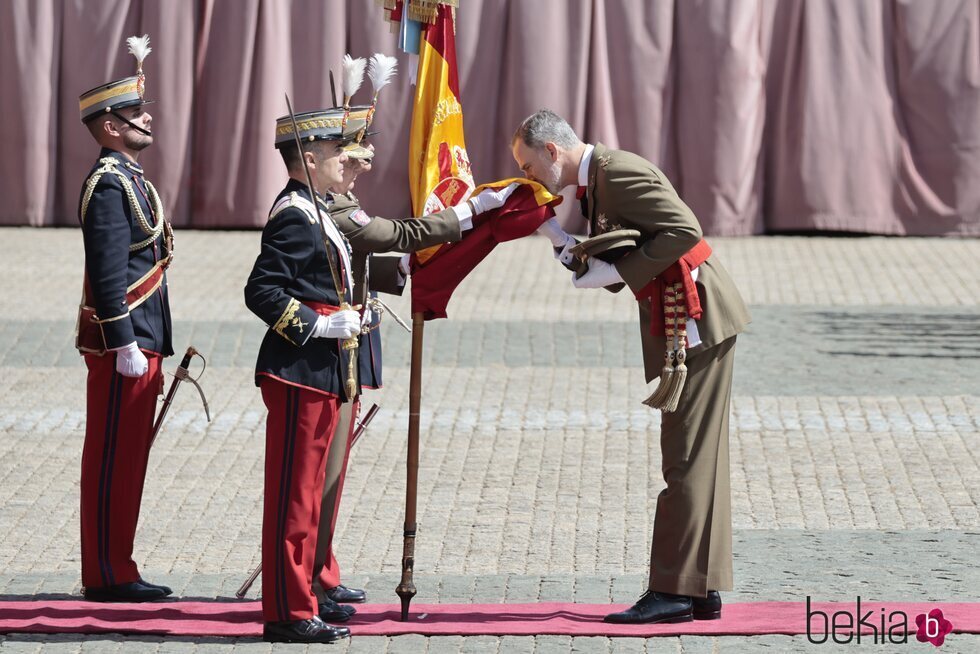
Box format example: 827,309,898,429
452,203,474,231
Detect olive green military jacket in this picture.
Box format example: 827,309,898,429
584,143,751,382
325,192,462,302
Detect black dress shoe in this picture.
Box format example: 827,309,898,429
263,616,350,643
318,596,356,622
693,590,722,620
83,580,170,603
604,591,694,624
137,578,173,596
325,584,366,603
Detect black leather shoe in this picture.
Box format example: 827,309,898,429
693,591,722,620
83,581,170,603
137,578,173,596
263,616,350,643
604,591,694,624
318,596,356,622
326,584,366,603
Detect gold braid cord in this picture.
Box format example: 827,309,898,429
662,286,689,413
643,283,678,410
80,157,167,253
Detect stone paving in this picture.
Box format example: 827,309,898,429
0,229,978,652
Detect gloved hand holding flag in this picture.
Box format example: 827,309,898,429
409,178,563,319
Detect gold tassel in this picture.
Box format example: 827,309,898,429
643,283,678,409
643,348,674,409
662,348,686,412
660,287,689,413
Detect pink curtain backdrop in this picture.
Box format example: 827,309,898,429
1,0,977,235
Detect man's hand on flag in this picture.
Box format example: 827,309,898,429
468,182,521,215
451,182,522,231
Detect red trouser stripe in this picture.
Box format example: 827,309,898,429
81,352,162,589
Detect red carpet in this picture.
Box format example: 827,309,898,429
1,600,978,638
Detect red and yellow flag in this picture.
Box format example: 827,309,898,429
386,1,562,318
406,3,473,264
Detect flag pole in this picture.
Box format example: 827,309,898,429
396,311,424,620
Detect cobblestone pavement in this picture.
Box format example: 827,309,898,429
0,229,977,652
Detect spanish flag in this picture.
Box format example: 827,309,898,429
411,178,562,319
389,1,562,318
406,2,472,262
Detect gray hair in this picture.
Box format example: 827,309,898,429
513,109,580,150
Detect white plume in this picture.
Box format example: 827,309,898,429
342,54,367,101
367,53,398,96
126,34,152,66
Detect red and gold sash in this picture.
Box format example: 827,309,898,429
633,239,712,337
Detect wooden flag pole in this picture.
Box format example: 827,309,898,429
395,311,425,620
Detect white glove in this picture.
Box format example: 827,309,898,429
469,182,520,214
571,258,624,289
312,310,360,339
114,342,148,378
537,217,578,266
452,182,521,231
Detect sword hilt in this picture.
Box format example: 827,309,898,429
172,346,211,422
178,346,196,370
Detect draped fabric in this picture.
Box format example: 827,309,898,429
410,180,561,320
406,2,473,264
1,0,977,235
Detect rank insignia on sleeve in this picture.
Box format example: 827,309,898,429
350,209,371,226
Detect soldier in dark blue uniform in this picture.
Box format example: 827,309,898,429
245,101,515,642
244,107,359,644
75,35,174,602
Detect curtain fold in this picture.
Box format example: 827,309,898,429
0,0,976,235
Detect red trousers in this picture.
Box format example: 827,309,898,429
80,352,162,589
260,378,341,622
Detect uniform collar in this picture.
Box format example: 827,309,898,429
100,148,143,175
577,143,595,188
283,177,312,199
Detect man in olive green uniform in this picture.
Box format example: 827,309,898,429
512,109,750,624
310,133,518,621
